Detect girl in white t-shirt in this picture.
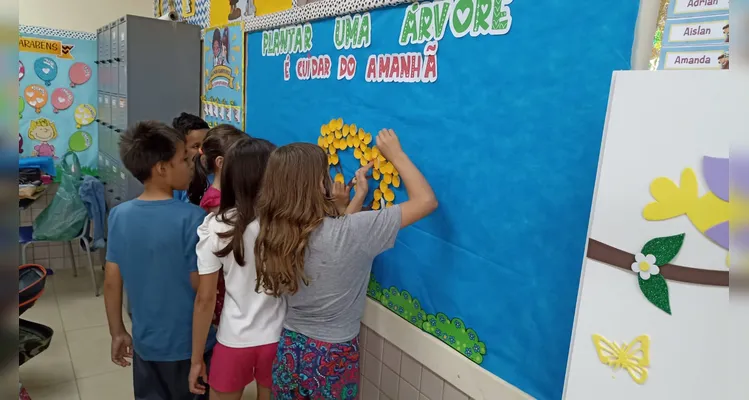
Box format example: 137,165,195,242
188,137,282,400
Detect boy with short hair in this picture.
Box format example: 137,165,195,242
103,121,216,400
171,112,209,203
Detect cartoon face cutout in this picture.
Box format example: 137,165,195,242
31,124,55,141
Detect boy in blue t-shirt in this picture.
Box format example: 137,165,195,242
103,121,216,400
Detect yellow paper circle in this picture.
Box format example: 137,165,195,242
335,130,343,139
363,149,372,161
384,189,395,202
326,135,334,144
343,125,350,136
358,129,365,140
380,180,389,192
320,125,327,135
329,153,339,165
336,118,343,129
346,136,354,148
392,175,401,188
374,189,382,201
382,162,394,174
383,174,392,184
360,157,368,166
371,147,380,159
335,173,344,184
373,169,381,180
363,133,372,145
372,200,381,210
354,148,362,159
317,137,325,147
352,136,361,147
329,147,337,155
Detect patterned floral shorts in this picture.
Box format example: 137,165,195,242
272,329,360,400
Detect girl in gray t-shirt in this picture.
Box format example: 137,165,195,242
254,129,437,399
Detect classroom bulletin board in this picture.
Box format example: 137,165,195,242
19,26,98,177
202,21,245,129
244,1,640,398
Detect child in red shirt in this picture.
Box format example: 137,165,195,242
191,124,247,326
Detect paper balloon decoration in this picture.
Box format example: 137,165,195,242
74,104,96,128
51,88,74,113
18,96,24,119
23,84,48,113
34,57,58,86
69,62,92,87
19,61,24,81
69,130,93,152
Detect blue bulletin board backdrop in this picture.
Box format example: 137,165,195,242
203,21,245,129
245,2,639,398
19,26,98,177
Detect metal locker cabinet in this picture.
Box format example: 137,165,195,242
96,27,104,89
96,92,109,156
101,94,113,158
110,95,125,151
101,25,110,94
117,17,127,96
109,21,119,95
102,155,113,206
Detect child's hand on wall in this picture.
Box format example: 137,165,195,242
332,180,352,211
376,129,404,160
353,162,373,197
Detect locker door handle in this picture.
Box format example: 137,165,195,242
114,57,121,62
99,121,107,125
107,125,114,129
114,129,122,133
95,119,101,122
108,189,114,193
94,60,100,64
114,197,122,201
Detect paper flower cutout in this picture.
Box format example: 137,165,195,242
631,253,659,280
592,334,650,384
319,118,399,209
635,234,684,315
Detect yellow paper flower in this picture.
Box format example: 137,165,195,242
358,129,366,141
336,118,344,129
363,133,372,145
374,189,382,201
354,148,362,159
352,135,361,147
363,149,372,161
360,158,368,166
335,130,343,139
382,162,394,175
360,142,368,152
383,174,392,184
373,169,381,180
350,124,357,133
320,125,327,136
317,136,325,147
329,153,339,165
342,125,350,137
371,146,380,159
326,135,334,144
329,147,337,155
392,175,401,188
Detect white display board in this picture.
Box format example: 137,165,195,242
564,71,748,399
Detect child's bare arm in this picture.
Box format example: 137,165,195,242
190,271,200,291
376,129,437,227
104,261,127,335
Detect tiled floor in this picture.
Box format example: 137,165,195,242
19,267,258,400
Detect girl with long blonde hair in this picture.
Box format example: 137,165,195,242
255,129,437,399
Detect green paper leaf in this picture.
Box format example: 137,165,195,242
640,233,685,266
638,274,671,315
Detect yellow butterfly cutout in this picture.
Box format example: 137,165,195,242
591,334,650,384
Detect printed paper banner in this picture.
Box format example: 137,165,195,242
209,0,259,27
244,1,640,399
657,44,729,70
203,21,245,129
667,0,729,18
663,15,729,46
19,29,98,178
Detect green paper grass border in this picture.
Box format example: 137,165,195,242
367,274,487,365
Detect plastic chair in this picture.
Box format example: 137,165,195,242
19,219,100,296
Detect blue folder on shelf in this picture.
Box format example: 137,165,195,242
19,157,55,177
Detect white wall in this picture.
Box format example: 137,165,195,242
20,0,153,32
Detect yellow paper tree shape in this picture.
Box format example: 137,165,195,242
319,118,400,209
592,334,650,384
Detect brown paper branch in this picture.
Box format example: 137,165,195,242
586,238,728,287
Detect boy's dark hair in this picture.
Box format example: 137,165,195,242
172,112,209,138
119,121,184,183
188,124,247,204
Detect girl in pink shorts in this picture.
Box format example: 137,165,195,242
189,137,283,400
